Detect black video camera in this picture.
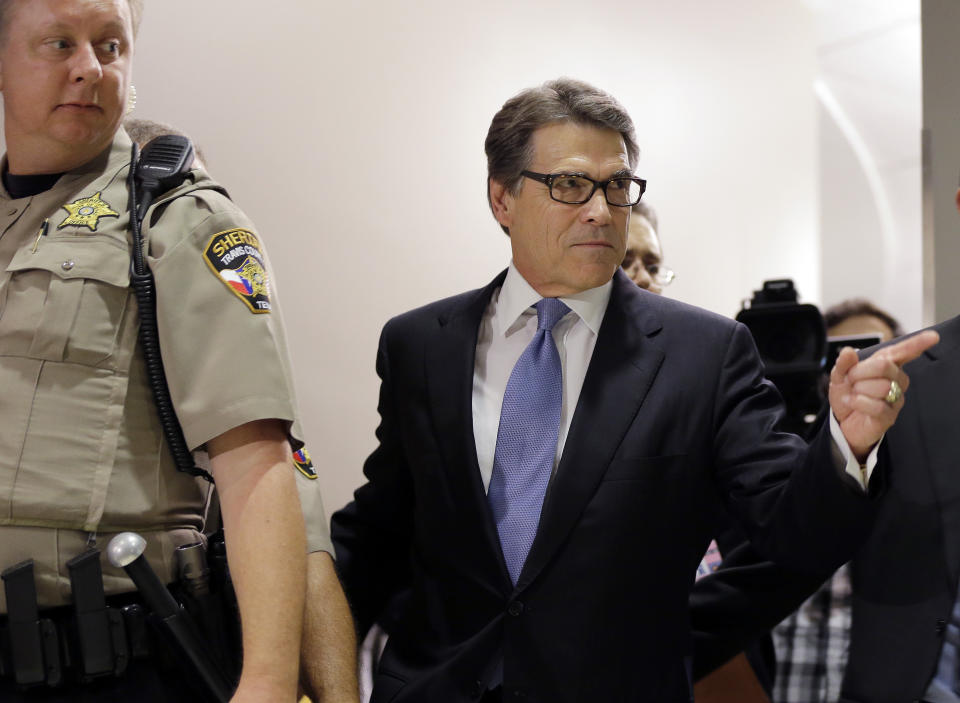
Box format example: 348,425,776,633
736,279,827,436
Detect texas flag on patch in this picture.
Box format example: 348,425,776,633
293,447,318,479
219,268,254,295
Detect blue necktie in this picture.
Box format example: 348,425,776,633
488,298,569,585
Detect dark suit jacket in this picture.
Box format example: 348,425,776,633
691,315,960,703
332,269,879,703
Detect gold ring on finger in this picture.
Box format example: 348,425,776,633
885,379,903,406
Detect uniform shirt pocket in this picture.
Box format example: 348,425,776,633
0,237,131,366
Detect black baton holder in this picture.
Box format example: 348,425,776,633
1,560,62,687
65,550,129,681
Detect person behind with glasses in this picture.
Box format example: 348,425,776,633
616,200,773,702
330,77,934,703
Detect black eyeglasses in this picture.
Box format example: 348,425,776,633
621,252,676,287
521,170,646,207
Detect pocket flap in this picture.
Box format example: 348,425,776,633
7,237,130,287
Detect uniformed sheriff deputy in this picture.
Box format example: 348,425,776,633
0,1,356,701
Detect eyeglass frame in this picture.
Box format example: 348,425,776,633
647,264,676,286
520,170,647,207
622,253,676,287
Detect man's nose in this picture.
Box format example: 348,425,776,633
69,44,103,84
631,266,652,289
581,187,612,225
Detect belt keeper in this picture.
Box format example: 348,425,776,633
1,560,62,687
66,550,129,680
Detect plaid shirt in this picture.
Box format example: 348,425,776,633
771,564,852,703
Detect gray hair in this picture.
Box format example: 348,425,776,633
0,0,144,43
485,77,640,234
631,200,658,234
123,117,207,165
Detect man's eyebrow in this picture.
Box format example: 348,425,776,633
609,168,634,179
95,20,129,37
44,19,128,36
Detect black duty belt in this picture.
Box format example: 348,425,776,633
0,559,156,690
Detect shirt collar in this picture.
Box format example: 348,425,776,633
494,262,613,337
0,130,132,201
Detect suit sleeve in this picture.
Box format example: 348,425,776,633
330,324,415,636
690,539,830,679
711,322,880,574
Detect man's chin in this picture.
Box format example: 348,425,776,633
52,124,106,144
50,123,116,156
569,262,619,292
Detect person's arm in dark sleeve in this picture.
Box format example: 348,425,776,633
711,322,880,574
690,539,832,680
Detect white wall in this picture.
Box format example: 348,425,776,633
812,1,923,332
3,0,822,512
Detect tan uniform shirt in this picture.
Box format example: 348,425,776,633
0,130,331,611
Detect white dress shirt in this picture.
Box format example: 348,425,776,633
472,263,611,492
471,263,875,494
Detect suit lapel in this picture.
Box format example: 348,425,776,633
517,271,665,590
425,270,513,589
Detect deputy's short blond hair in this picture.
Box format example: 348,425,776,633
0,0,144,44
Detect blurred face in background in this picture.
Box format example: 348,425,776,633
621,214,664,294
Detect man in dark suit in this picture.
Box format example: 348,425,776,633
331,78,937,703
691,188,960,703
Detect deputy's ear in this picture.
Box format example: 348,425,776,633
488,178,514,230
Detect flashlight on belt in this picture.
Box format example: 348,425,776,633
107,532,233,702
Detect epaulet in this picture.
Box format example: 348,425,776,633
150,169,230,211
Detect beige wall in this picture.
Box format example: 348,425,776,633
2,1,822,514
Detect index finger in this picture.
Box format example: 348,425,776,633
831,345,859,381
876,329,940,366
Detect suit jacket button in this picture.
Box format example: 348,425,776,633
937,618,947,635
471,680,483,697
507,601,524,617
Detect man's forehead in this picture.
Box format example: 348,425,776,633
529,121,630,173
10,0,131,30
627,217,661,257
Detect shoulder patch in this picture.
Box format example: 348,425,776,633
293,447,317,479
58,191,120,231
203,228,271,313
